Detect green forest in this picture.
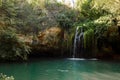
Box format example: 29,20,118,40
0,0,120,61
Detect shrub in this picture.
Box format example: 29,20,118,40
56,10,77,29
0,73,14,80
0,30,30,60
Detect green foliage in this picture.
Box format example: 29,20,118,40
56,12,70,29
0,0,46,35
0,0,2,6
77,0,110,21
0,0,120,57
74,13,112,54
0,0,17,28
0,73,14,80
56,10,77,29
74,0,112,45
0,29,30,60
84,29,94,49
15,1,44,35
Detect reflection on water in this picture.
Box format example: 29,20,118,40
67,58,98,60
80,72,120,80
0,58,120,80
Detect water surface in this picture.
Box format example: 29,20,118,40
0,58,120,80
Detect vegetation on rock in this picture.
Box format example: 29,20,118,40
0,0,120,60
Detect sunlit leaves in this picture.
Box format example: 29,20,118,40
0,73,14,80
0,0,2,6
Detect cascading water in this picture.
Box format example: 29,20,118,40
73,27,79,58
73,27,84,58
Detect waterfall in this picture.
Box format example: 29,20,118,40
73,27,84,58
73,27,79,58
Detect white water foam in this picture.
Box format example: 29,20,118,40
57,69,69,72
67,58,86,60
67,58,98,61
